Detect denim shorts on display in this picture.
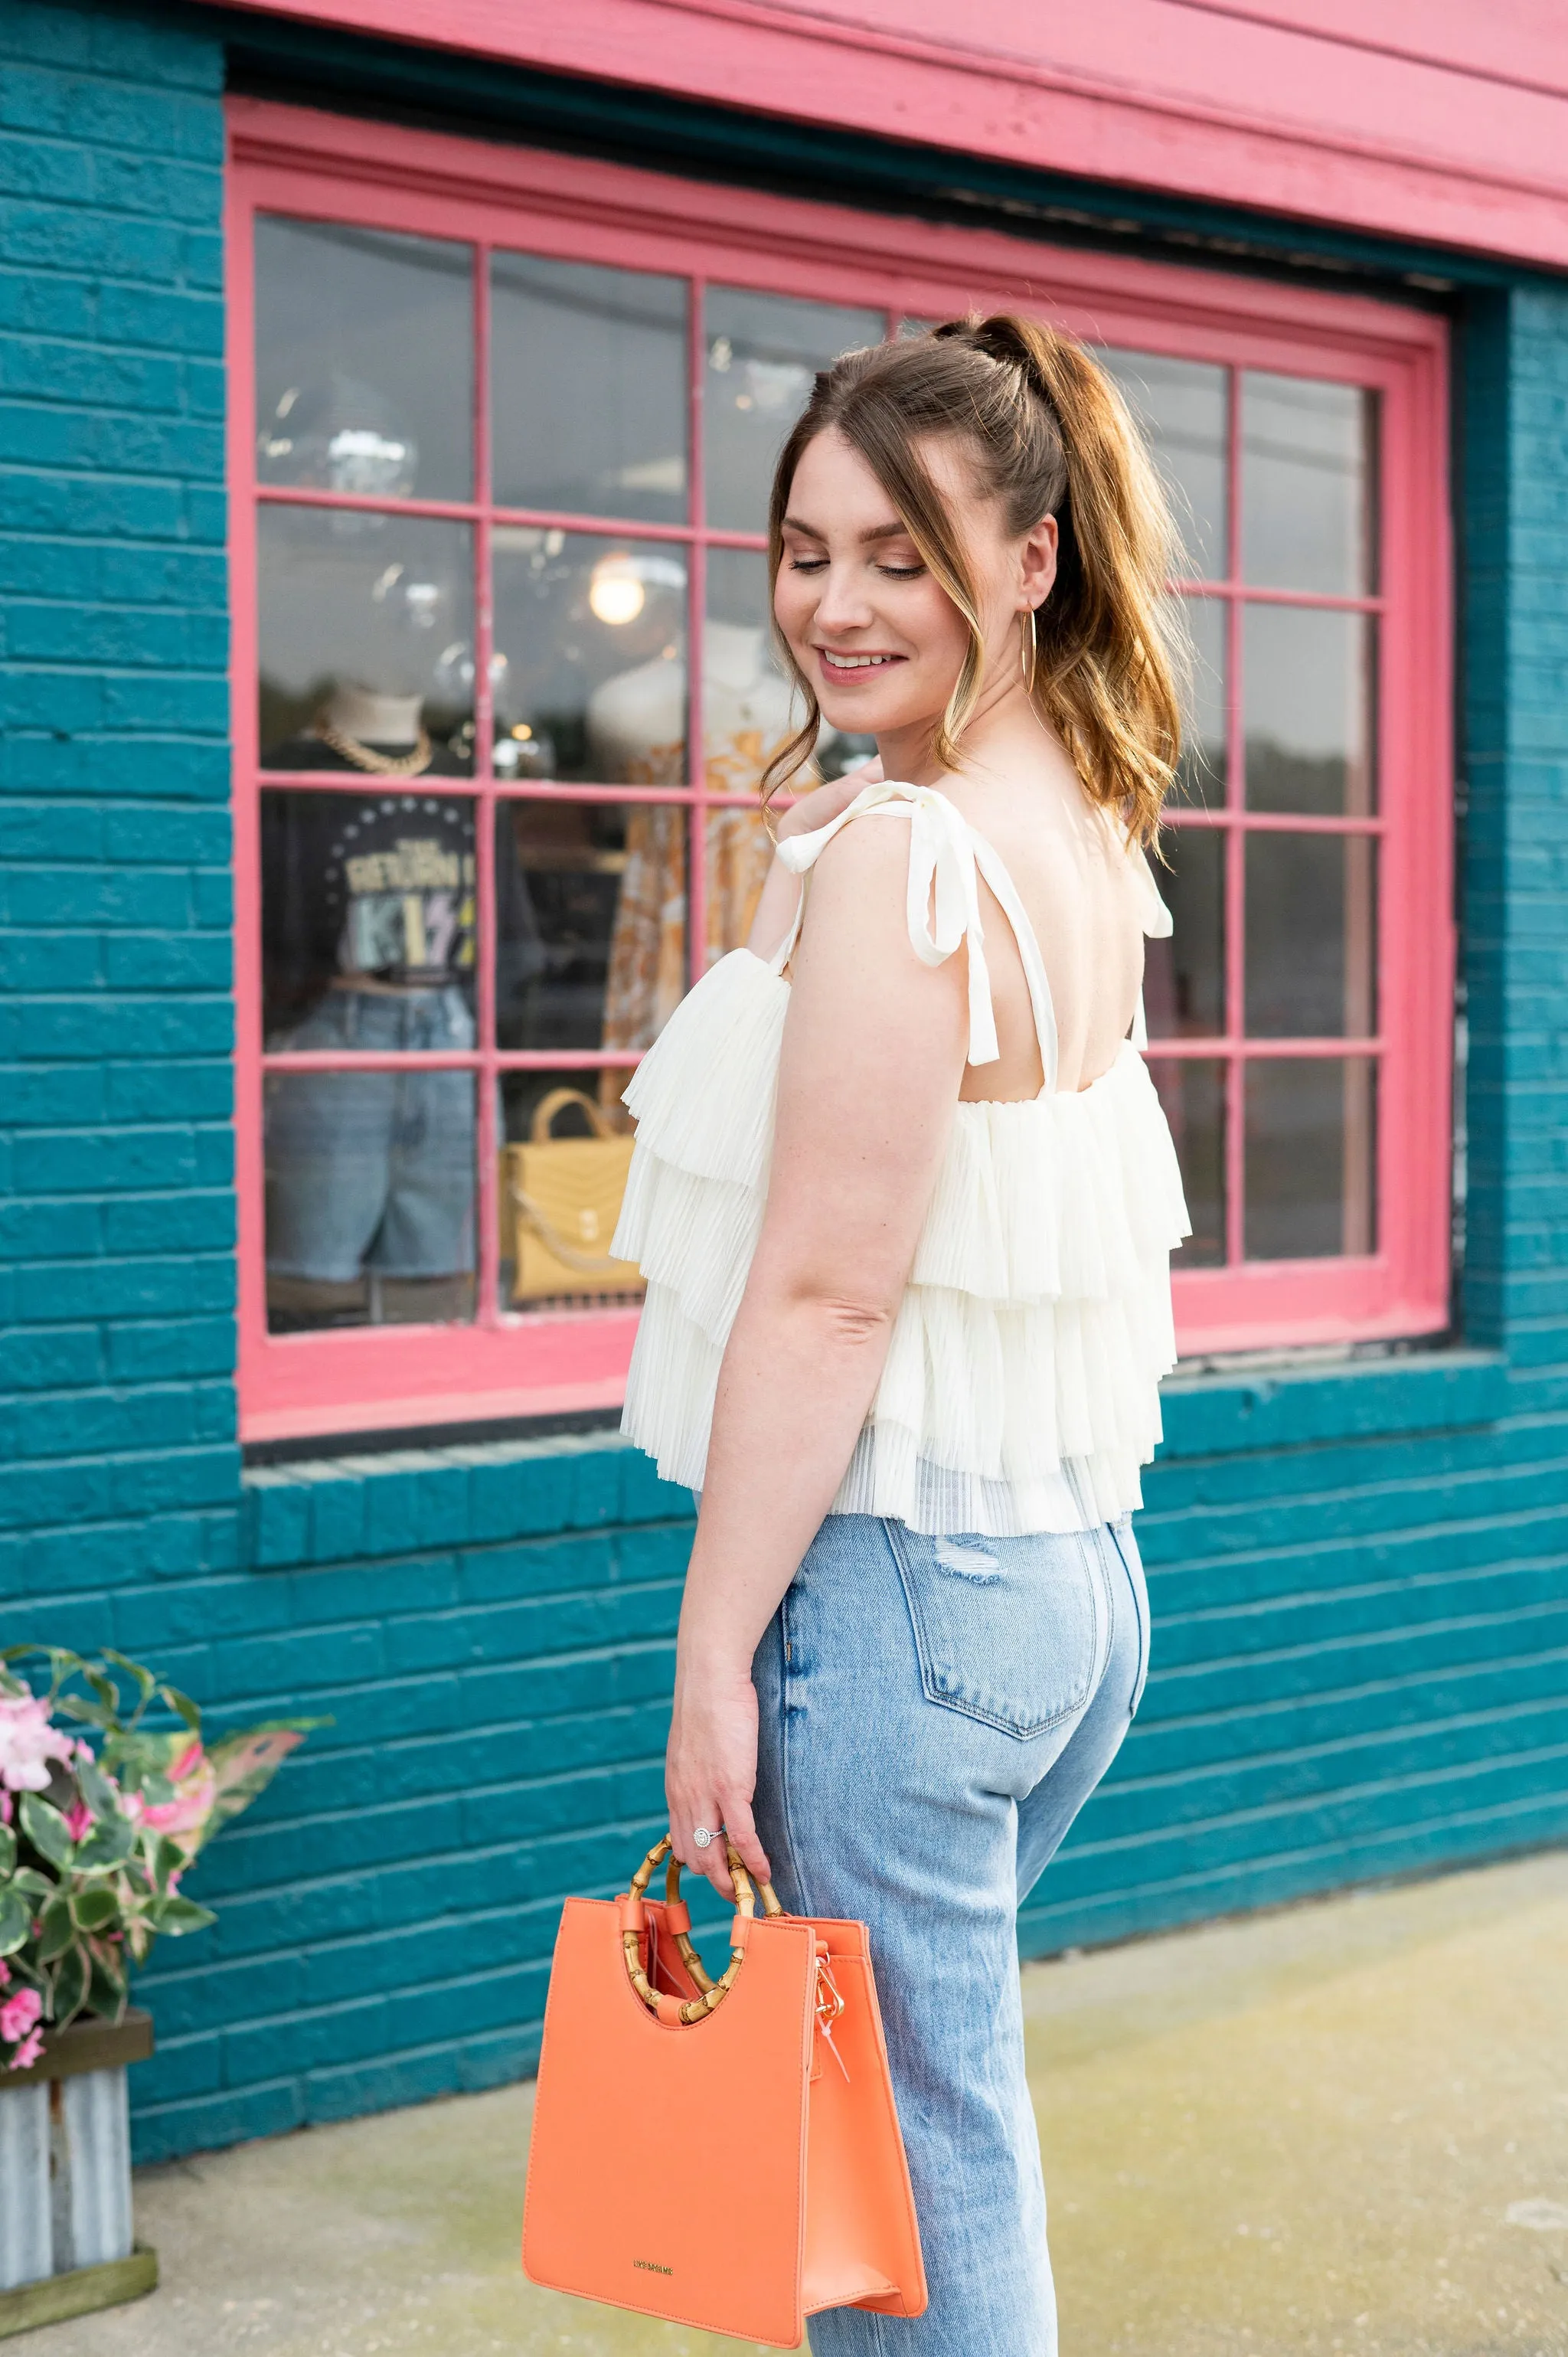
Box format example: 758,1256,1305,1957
751,1511,1150,2357
263,985,476,1281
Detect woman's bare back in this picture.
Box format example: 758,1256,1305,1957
942,739,1152,1100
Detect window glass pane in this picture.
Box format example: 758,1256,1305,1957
255,218,472,504
1246,835,1377,1038
1149,1060,1225,1267
492,529,688,783
499,1069,643,1316
704,547,795,963
705,289,884,532
1241,374,1377,595
1243,606,1375,816
1145,829,1223,1040
1177,594,1227,805
496,800,686,1055
1100,349,1228,582
1246,1057,1377,1259
258,508,475,773
264,1067,475,1332
261,787,477,1038
491,254,688,523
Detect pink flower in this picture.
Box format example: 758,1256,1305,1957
64,1801,92,1842
0,1987,43,2045
0,1961,9,1989
0,1695,74,1794
8,2030,44,2071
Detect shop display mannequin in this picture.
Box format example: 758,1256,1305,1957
587,624,834,1053
261,682,537,1329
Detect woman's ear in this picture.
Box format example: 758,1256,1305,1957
1021,512,1059,613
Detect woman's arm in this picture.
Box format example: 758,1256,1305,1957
666,811,968,1895
745,759,884,962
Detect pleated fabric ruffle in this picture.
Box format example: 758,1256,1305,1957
613,946,1190,1535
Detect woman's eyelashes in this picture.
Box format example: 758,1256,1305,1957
784,555,925,579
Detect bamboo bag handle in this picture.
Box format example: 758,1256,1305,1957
622,1836,785,2025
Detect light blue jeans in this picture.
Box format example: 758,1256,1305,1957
750,1512,1150,2356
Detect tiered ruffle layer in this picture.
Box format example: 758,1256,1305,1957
613,947,1190,1535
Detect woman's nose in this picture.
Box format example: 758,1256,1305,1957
813,564,875,635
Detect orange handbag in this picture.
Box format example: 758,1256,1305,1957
521,1836,927,2349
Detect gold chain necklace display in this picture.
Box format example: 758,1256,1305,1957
312,716,433,778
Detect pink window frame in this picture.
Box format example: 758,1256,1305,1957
227,96,1453,1445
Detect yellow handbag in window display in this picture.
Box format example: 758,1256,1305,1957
504,1089,641,1304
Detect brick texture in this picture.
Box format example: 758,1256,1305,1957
1,0,1565,2167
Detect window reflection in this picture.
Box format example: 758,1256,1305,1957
1246,1058,1376,1259
255,217,474,504
1148,1061,1225,1266
1100,348,1228,582
1175,594,1227,805
1241,374,1377,595
1246,837,1377,1039
1145,829,1223,1040
491,254,688,523
495,802,687,1057
492,528,688,783
1244,606,1375,815
498,1070,643,1314
264,1064,476,1332
258,508,475,772
704,289,884,532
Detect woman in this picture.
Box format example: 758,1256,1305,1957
612,314,1190,2352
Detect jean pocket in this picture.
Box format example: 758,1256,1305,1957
885,1523,1108,1741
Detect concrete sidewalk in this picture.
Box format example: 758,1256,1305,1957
30,1849,1568,2357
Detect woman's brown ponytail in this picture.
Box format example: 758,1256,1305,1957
763,312,1184,845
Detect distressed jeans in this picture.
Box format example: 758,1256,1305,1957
750,1512,1150,2356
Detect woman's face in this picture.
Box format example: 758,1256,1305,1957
773,427,1054,750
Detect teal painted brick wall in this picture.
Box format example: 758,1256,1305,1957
1,0,1564,2166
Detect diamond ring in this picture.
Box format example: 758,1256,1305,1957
692,1826,714,1849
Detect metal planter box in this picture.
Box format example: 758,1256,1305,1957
0,2012,157,2338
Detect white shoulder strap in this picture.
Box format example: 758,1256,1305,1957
772,781,1001,1066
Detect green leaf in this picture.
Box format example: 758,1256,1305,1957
18,1793,74,1871
86,1949,127,2019
75,1756,119,1819
10,1868,53,1901
151,1836,186,1894
55,1695,114,1731
69,1885,119,1934
0,1888,31,1957
0,1825,15,1880
72,1816,135,1875
51,1942,88,2028
159,1685,201,1733
100,1649,155,1703
37,1895,74,1963
145,1894,216,1937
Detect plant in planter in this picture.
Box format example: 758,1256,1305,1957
0,1646,324,2331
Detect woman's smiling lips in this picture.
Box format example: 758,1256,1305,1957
815,646,906,679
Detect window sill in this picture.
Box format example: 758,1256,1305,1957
241,1429,693,1572
1157,1348,1507,1460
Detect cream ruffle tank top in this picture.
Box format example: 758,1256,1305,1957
611,780,1191,1536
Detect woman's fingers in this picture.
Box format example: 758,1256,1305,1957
720,1794,771,1891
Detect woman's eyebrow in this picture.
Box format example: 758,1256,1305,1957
781,513,910,544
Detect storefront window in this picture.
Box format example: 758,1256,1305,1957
232,109,1452,1436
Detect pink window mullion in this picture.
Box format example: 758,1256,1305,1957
472,237,501,1334
1222,362,1247,1270
688,273,709,989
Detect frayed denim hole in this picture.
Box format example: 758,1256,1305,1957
933,1540,1002,1582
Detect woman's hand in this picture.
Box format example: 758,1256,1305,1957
665,1651,773,1901
774,754,884,843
